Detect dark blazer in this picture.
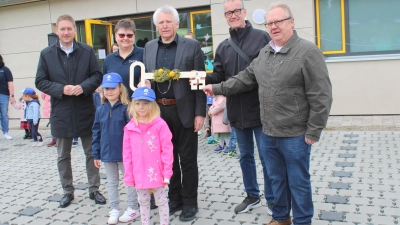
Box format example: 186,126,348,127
143,35,206,128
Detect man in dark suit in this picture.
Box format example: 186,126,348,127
142,5,206,222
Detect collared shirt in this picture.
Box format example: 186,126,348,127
60,43,74,56
269,40,282,53
155,35,178,99
103,45,144,98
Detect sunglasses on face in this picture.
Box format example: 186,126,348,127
117,33,134,38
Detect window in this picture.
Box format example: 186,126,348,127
316,0,400,56
190,10,213,71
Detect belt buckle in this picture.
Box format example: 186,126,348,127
162,98,168,105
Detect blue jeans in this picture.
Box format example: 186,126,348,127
27,119,42,142
260,133,313,225
227,126,237,152
0,94,10,133
235,125,273,204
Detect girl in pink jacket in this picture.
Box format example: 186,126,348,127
123,87,173,225
208,95,231,152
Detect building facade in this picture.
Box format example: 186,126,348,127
1,0,399,119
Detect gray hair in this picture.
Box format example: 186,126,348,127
266,2,294,19
153,5,180,25
222,0,244,8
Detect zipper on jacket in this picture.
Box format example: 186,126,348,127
109,110,112,118
293,95,301,118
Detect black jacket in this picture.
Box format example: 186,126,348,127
35,40,102,137
206,21,271,129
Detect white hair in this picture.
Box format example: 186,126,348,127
153,5,180,25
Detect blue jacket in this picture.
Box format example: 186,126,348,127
92,100,130,162
25,99,41,123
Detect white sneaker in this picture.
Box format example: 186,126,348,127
119,207,140,222
108,209,119,225
36,142,44,147
3,133,12,140
267,205,273,216
31,142,38,147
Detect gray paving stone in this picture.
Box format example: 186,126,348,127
344,134,359,138
233,212,258,222
326,196,348,204
340,146,357,150
335,162,355,167
18,207,42,216
333,171,352,177
46,194,63,202
320,211,345,221
329,182,350,189
192,218,219,225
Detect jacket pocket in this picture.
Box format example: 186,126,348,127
275,87,309,130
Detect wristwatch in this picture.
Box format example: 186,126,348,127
10,94,14,97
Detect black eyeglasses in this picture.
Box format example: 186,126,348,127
264,17,291,28
224,8,244,18
117,33,134,38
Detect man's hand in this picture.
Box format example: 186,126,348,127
94,159,101,168
9,96,15,104
194,115,204,132
71,85,83,96
63,85,75,96
305,137,317,145
203,85,214,96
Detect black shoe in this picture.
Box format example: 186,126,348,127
150,193,158,210
179,205,198,221
23,134,29,139
27,135,32,139
59,193,74,208
169,200,183,215
89,191,106,205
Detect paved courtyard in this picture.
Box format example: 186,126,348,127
0,126,399,224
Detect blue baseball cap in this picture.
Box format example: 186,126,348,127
102,73,122,88
132,87,155,102
23,87,35,95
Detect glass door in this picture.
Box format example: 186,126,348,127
84,19,113,70
190,10,213,72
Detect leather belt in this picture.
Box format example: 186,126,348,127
156,98,177,105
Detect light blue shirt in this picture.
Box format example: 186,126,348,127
60,43,74,56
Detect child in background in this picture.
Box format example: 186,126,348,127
123,87,173,225
22,87,43,146
208,95,231,152
11,90,31,139
92,73,140,225
41,93,57,147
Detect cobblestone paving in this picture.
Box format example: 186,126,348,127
0,130,399,225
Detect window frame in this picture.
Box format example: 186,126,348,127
315,0,400,56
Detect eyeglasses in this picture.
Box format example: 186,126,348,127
224,8,244,18
264,17,291,28
117,33,134,38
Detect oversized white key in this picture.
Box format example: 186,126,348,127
129,61,206,91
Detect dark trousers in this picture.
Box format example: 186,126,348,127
27,119,42,142
159,104,198,206
56,135,100,194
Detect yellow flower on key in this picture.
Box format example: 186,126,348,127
168,71,175,78
158,68,164,75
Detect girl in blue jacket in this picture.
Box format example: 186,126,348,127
92,73,139,225
22,87,43,147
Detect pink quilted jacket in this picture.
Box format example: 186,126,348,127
41,93,51,119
